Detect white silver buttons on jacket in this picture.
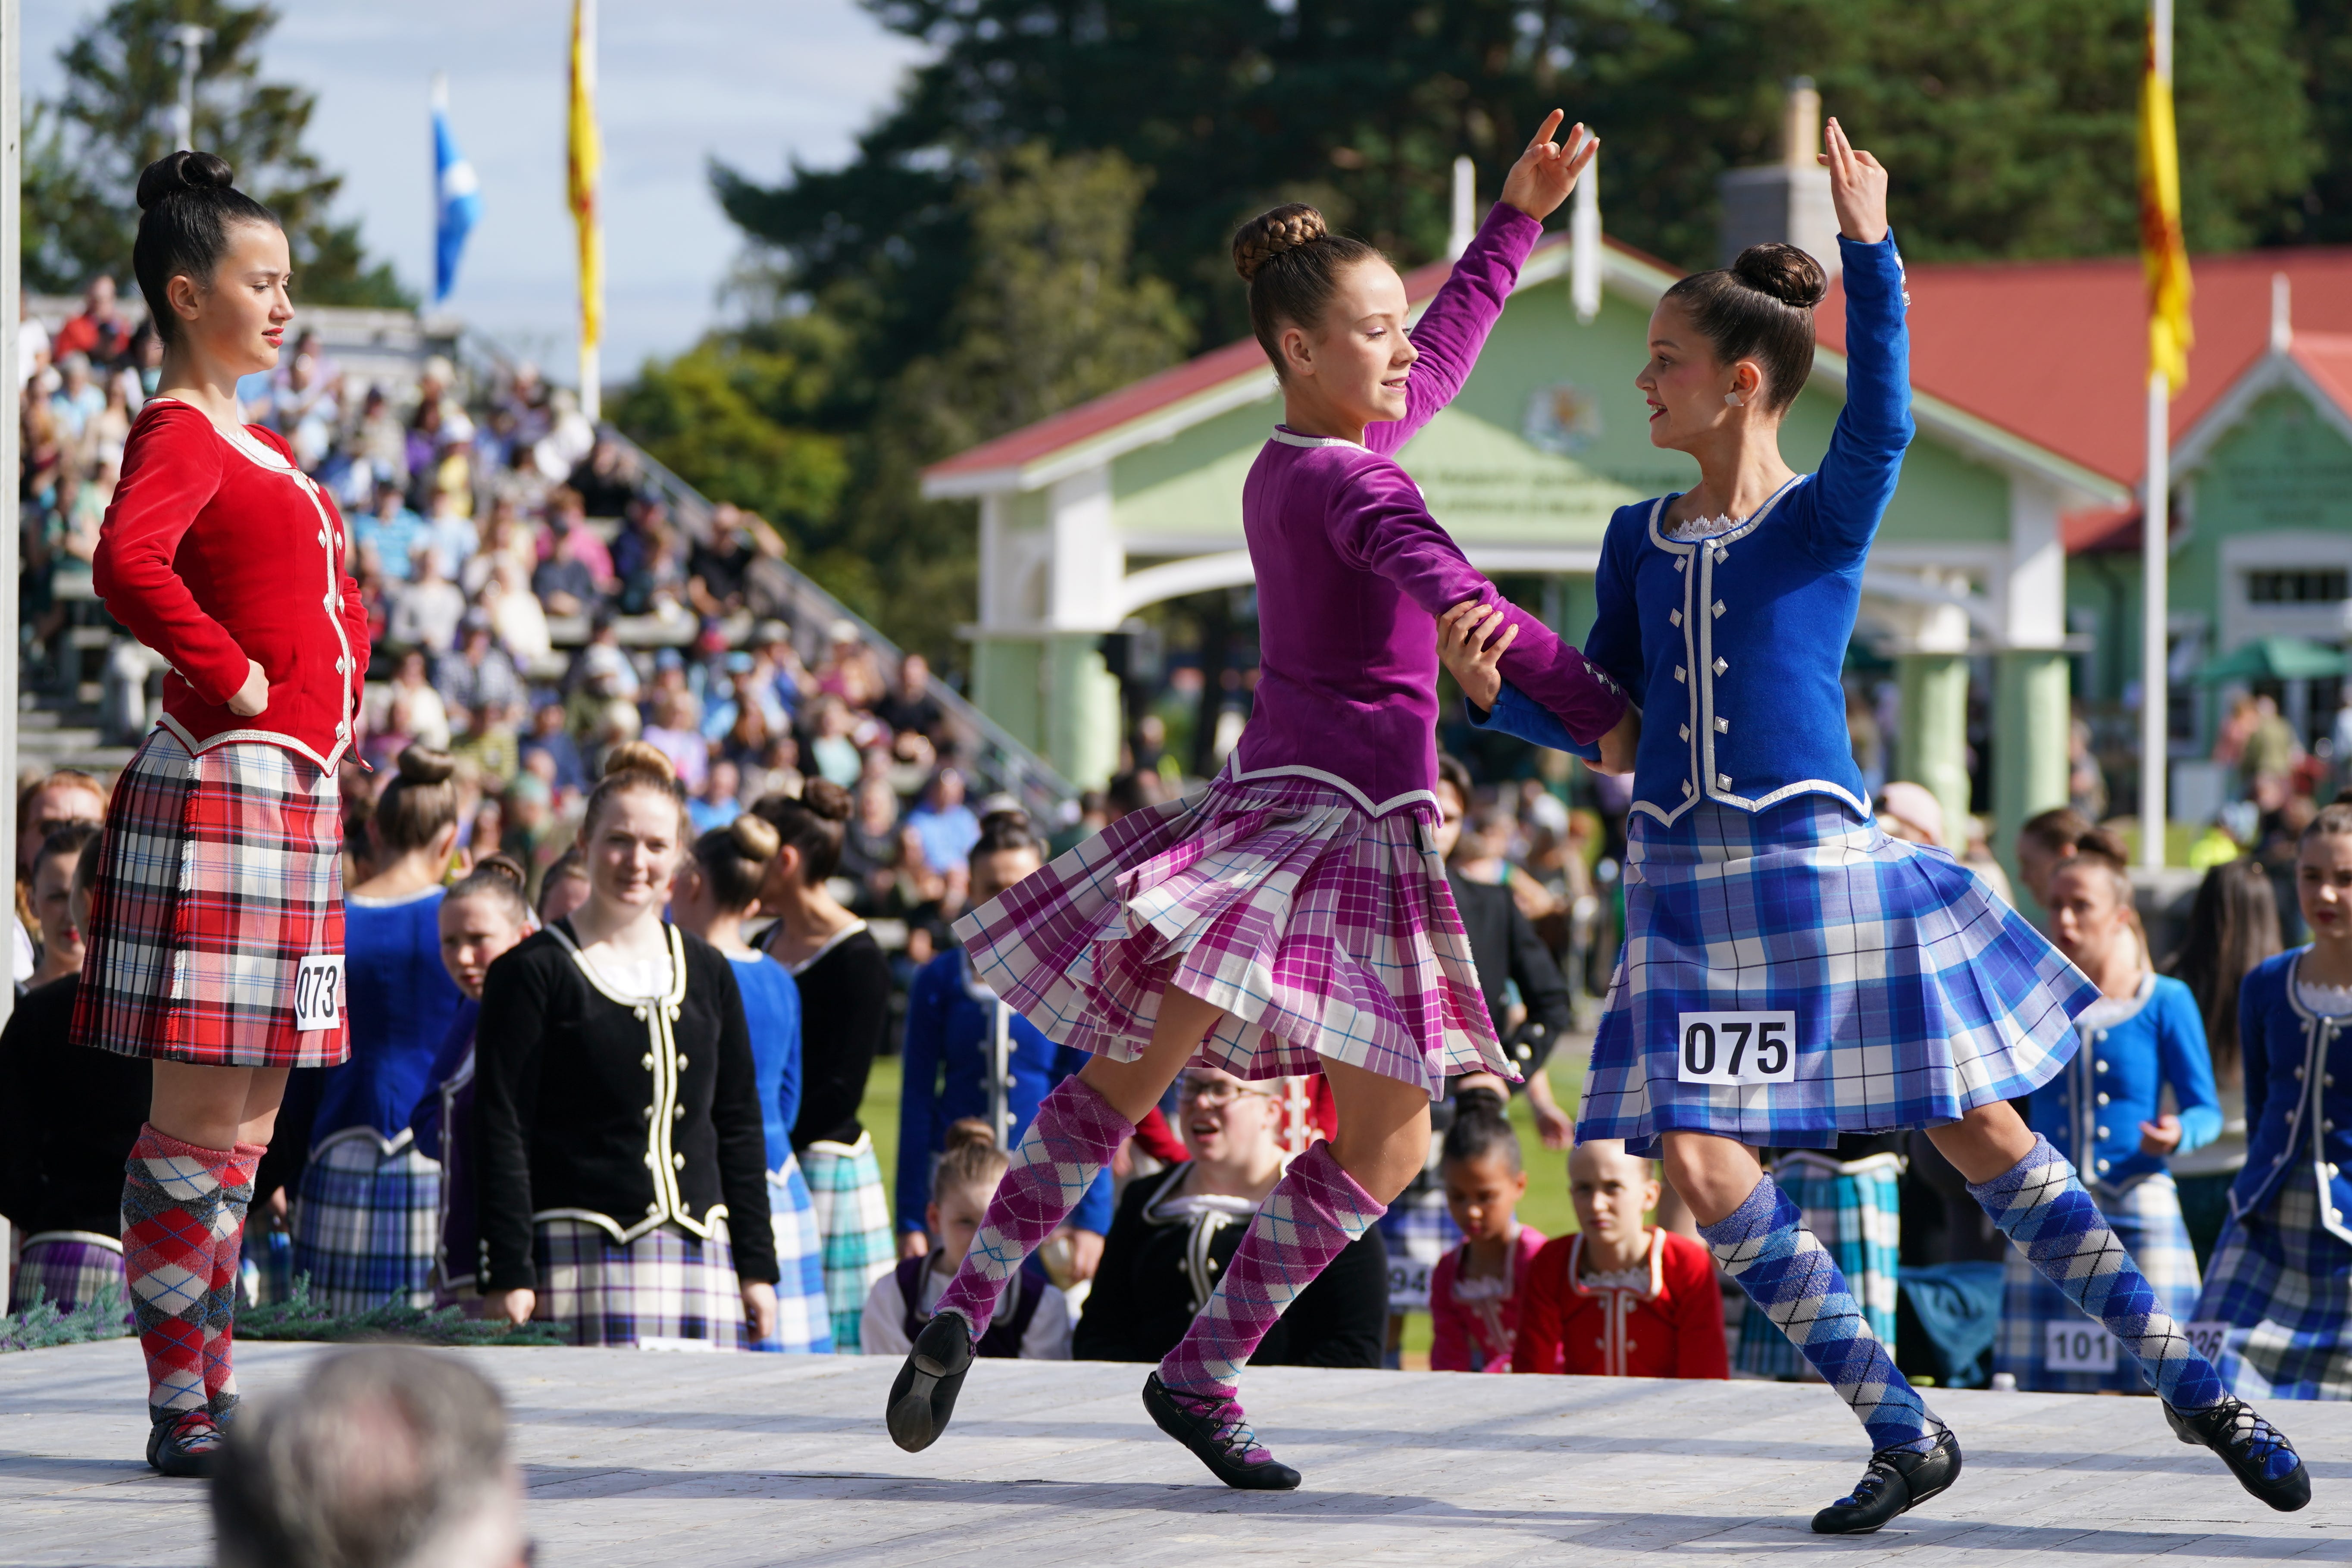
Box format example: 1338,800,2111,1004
1712,600,1725,618
1712,657,1728,676
643,1152,655,1167
2097,1126,2109,1139
642,1053,655,1069
1711,546,1729,564
1714,717,1729,733
1674,556,1687,573
642,1107,653,1122
1717,773,1732,790
1675,666,1687,683
2296,1066,2306,1080
647,1203,661,1216
672,1153,686,1169
2097,1093,2109,1106
1679,725,1691,741
1682,780,1694,797
674,1106,685,1120
2097,1061,2109,1073
2097,1160,2110,1173
1670,609,1683,627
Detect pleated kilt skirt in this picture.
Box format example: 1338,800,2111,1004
71,728,348,1067
1736,1151,1904,1379
289,1127,441,1314
1579,797,2096,1156
763,1152,835,1355
533,1217,750,1350
801,1133,893,1352
1997,1169,2202,1393
954,766,1508,1096
8,1232,129,1318
2196,1168,2352,1400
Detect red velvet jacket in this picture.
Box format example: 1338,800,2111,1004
94,400,368,769
1511,1229,1729,1380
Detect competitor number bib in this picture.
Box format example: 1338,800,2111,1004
1676,1011,1797,1085
294,953,344,1033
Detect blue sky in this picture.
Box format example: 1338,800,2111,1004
22,0,928,376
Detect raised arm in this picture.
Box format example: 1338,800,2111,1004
1367,115,1595,457
1802,118,1913,570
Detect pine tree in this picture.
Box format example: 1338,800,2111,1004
20,0,410,307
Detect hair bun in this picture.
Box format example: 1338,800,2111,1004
2076,826,2133,867
1453,1083,1510,1121
1233,203,1330,284
601,739,677,785
800,779,854,824
395,745,458,786
470,852,529,890
136,150,237,212
728,813,781,861
1730,242,1828,309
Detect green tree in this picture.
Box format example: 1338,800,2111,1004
21,0,410,306
2264,0,2352,241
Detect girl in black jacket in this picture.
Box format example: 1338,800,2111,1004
475,743,777,1348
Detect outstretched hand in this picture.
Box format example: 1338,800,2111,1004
1818,116,1889,244
1499,110,1598,225
1437,599,1518,710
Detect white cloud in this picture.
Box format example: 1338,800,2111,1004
22,0,928,378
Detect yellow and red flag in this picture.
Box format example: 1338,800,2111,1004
568,0,603,360
2138,3,2192,393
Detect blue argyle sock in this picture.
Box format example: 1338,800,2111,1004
1968,1134,2223,1411
1701,1173,1942,1455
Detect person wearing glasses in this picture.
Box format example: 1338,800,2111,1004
1073,1067,1386,1372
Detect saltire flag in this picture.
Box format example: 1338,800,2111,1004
432,75,481,305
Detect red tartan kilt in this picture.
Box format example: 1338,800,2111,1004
70,726,349,1067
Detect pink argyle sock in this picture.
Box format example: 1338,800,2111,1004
1158,1140,1384,1408
935,1076,1132,1337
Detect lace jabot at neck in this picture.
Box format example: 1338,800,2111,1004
1661,512,1744,541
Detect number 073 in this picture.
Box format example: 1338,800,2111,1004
1676,1011,1798,1085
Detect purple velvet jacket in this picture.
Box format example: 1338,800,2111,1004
1233,203,1628,817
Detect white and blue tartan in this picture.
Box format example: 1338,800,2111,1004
1737,1152,1903,1379
288,1128,441,1313
1377,1173,1463,1313
1995,1169,2202,1393
801,1133,895,1353
534,1217,750,1350
760,1153,835,1355
2197,1169,2352,1400
1579,796,2096,1155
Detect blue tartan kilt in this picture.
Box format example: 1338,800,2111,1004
1737,1153,1903,1379
1578,796,2096,1156
801,1133,895,1353
289,1127,441,1313
2195,1169,2352,1400
759,1152,835,1355
1996,1170,2202,1393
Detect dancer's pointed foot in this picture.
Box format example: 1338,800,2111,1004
1142,1372,1301,1491
146,1409,224,1478
886,1311,975,1453
1810,1429,1961,1535
2165,1395,2310,1512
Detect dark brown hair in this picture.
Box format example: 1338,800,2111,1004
1658,242,1826,413
2047,825,2135,905
33,820,101,881
2020,805,2098,857
373,747,460,854
1232,203,1385,381
970,809,1042,861
2164,858,2280,1086
750,782,852,883
132,151,280,347
536,845,588,918
2300,801,2352,848
445,852,532,928
691,814,782,911
1441,1083,1522,1175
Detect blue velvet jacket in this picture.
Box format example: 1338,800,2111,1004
2027,974,2220,1188
897,948,1113,1238
2233,950,2352,1243
1470,232,1913,828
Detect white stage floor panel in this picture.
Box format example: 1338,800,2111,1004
2,1340,2348,1565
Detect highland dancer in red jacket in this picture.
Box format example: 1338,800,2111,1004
72,150,368,1477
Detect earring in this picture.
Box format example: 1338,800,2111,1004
1723,391,1744,407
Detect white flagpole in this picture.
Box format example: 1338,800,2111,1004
2,0,22,1035
2139,0,2173,872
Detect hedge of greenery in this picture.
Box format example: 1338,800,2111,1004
0,1279,567,1352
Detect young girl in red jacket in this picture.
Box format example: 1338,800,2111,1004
1428,1085,1545,1372
71,150,368,1477
1514,1139,1727,1379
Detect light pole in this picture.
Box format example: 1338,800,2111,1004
170,22,212,151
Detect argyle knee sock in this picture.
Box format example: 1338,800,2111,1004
1701,1172,1944,1455
204,1143,265,1422
1968,1133,2223,1410
120,1126,236,1421
935,1076,1132,1337
1158,1141,1385,1402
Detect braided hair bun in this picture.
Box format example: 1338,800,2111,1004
131,151,277,347
1232,203,1330,283
1730,242,1829,310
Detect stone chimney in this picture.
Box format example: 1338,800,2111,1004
1717,77,1841,282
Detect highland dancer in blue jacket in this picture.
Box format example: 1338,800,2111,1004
1441,117,2308,1531
2196,804,2352,1400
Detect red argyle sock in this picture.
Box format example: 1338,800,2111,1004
120,1125,236,1420
204,1143,265,1418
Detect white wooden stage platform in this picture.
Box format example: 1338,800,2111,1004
3,1340,2347,1566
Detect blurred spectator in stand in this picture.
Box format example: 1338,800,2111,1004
1103,768,1168,824
701,654,786,745
17,288,50,388
49,353,104,446
641,689,710,795
388,544,466,654
690,759,744,833
448,703,519,792
883,729,937,800
841,779,902,909
534,388,595,480
2239,694,2302,792
804,694,863,790
907,767,982,876
881,652,946,741
517,700,589,798
351,384,410,494
356,487,424,584
686,505,753,618
2068,707,2109,820
816,622,886,710
52,275,131,366
531,487,610,614
364,648,453,764
435,616,524,720
497,774,563,899
418,489,480,582
753,622,806,721
116,321,164,408
569,434,639,516
480,558,552,667
463,496,533,596
749,734,804,806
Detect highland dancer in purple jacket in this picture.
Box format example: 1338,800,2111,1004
885,111,1634,1488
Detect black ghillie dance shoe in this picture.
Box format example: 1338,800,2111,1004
1810,1428,1962,1535
1142,1372,1301,1491
885,1311,975,1453
146,1408,225,1479
2165,1395,2311,1512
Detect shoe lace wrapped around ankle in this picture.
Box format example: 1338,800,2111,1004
1167,1386,1271,1464
1839,1457,1897,1507
163,1411,223,1453
2214,1398,2297,1476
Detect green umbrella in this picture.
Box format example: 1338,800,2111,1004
2194,636,2350,683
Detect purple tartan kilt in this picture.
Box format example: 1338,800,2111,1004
8,1233,130,1318
71,726,348,1068
954,766,1508,1095
532,1218,751,1350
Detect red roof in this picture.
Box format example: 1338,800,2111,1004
1817,247,2352,488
